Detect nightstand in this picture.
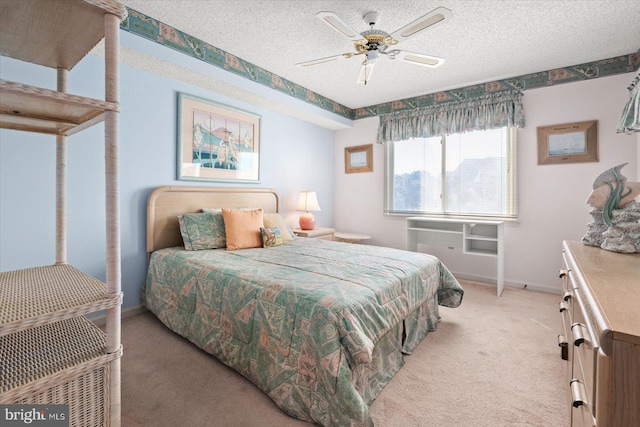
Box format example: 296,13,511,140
334,232,371,244
293,227,335,241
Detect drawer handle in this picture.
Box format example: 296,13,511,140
571,323,585,347
558,334,568,360
559,301,568,313
559,269,567,279
570,379,587,408
562,290,572,301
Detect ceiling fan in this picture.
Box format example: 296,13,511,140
296,7,452,85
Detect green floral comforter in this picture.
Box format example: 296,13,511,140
145,238,463,426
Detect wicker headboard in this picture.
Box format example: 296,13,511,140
146,185,280,253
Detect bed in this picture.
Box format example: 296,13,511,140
143,185,464,426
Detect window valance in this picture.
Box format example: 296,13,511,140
377,90,525,143
616,72,640,134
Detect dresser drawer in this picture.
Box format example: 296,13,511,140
571,332,596,414
573,290,599,409
563,255,580,326
571,395,596,427
558,255,575,363
559,302,571,361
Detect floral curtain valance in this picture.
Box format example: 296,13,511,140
377,90,525,143
616,72,640,134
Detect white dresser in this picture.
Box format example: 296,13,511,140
559,241,640,427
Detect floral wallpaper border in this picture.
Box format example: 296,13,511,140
121,7,639,121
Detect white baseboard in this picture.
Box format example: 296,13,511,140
452,272,561,295
89,304,146,326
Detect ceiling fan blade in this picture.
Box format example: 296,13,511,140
295,52,354,68
356,60,376,85
316,11,366,42
393,50,445,68
389,7,452,43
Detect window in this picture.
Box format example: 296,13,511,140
385,127,517,219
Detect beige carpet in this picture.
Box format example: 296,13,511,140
120,280,566,426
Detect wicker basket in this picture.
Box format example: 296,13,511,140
12,366,111,427
0,317,122,427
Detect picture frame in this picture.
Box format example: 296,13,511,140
345,144,373,173
178,92,261,182
537,120,598,165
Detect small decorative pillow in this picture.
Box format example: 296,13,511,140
222,208,264,250
263,212,294,243
177,211,226,250
260,227,282,247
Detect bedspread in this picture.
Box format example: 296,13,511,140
144,238,463,426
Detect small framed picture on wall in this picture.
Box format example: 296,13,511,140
537,120,598,165
344,144,373,173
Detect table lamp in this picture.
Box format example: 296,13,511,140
297,191,321,230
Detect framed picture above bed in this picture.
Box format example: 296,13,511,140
177,92,261,182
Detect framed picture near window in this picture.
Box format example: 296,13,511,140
537,120,598,165
178,92,261,182
345,144,373,173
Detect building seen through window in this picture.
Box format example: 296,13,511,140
385,127,517,219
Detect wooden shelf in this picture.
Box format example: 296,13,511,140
0,264,122,337
0,80,118,135
0,0,126,70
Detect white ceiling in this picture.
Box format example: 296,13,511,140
122,0,640,111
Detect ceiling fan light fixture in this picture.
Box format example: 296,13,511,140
357,60,376,85
357,51,378,84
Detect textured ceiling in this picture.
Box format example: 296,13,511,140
121,0,640,111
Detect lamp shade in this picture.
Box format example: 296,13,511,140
297,191,321,230
296,191,321,212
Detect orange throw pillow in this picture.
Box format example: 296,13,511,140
222,208,264,250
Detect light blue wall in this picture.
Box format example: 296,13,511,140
0,54,335,309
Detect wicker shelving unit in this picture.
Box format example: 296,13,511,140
0,1,125,425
